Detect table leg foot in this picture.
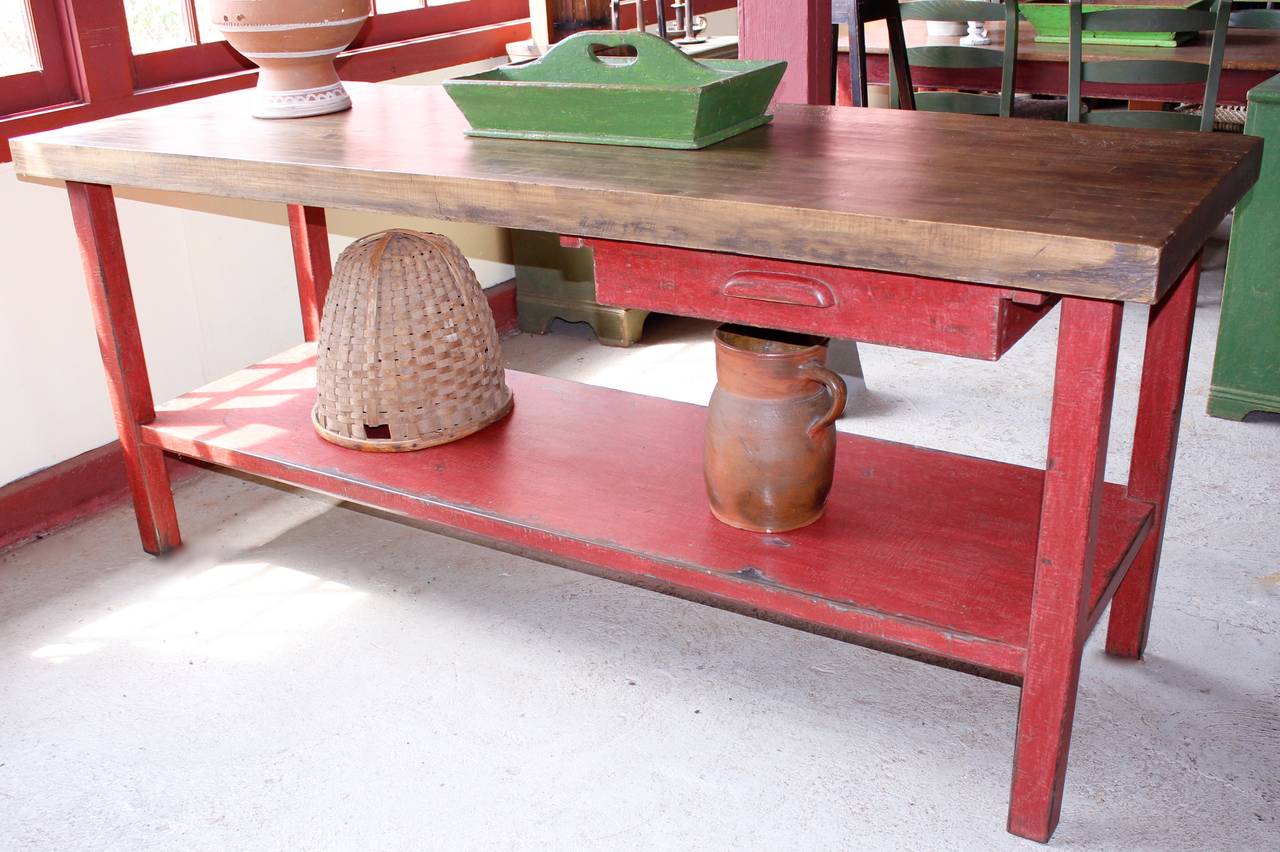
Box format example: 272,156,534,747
1008,296,1123,841
1106,256,1201,659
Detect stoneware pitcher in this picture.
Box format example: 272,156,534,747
705,325,847,533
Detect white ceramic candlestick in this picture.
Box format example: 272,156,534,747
960,21,991,46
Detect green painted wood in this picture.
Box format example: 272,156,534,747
443,31,786,149
916,91,1004,113
1022,0,1213,47
907,45,1005,69
1081,8,1217,31
1230,9,1280,27
891,0,1019,117
1082,58,1211,83
1209,73,1280,419
1068,0,1231,130
1081,108,1204,128
898,0,1009,21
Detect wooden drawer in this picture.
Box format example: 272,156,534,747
565,237,1059,361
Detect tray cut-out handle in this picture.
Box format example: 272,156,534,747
529,31,721,84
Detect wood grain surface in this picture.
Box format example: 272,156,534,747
856,19,1280,71
140,344,1156,679
12,82,1260,302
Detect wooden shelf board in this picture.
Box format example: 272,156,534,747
141,344,1154,679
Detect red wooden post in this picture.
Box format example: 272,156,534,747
1008,296,1124,842
1106,256,1202,659
67,182,181,555
739,0,833,105
287,204,333,342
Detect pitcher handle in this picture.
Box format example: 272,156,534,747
800,362,847,439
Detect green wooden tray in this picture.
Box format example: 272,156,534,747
443,31,786,149
1020,0,1212,48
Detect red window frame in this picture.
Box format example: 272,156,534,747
2,0,738,162
132,0,529,90
0,0,78,115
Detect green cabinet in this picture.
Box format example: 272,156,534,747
1209,73,1280,420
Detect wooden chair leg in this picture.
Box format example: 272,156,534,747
1008,296,1124,842
886,12,916,110
67,182,181,555
288,203,333,342
848,19,869,107
1106,256,1201,659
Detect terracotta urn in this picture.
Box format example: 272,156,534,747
211,0,371,119
704,325,847,534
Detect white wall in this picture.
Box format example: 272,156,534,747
0,59,516,487
0,10,738,488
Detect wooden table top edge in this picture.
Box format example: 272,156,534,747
9,83,1263,304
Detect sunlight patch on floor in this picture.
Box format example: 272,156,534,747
30,561,365,663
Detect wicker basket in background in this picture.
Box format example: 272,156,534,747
313,229,512,451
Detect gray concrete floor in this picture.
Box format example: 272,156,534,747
2,251,1277,850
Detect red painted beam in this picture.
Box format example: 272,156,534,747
288,205,334,342
740,0,832,106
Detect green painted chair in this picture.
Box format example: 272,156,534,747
1067,0,1232,131
1228,6,1280,28
890,0,1020,117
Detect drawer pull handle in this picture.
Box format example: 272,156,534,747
721,273,834,308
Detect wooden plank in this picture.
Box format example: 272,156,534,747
287,204,333,343
1107,257,1201,658
576,237,1058,360
1008,296,1124,842
66,182,181,555
10,84,1259,303
140,344,1154,679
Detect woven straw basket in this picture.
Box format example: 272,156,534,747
313,229,512,451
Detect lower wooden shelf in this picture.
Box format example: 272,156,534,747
142,343,1154,680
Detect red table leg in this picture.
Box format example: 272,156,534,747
1106,256,1202,659
287,204,333,342
67,182,180,555
1008,296,1124,842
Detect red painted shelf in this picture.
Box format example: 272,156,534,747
142,344,1154,679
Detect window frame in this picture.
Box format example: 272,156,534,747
2,0,738,163
0,0,78,115
130,0,529,90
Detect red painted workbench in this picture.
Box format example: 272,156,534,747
10,83,1260,842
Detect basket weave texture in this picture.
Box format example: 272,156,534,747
313,229,512,451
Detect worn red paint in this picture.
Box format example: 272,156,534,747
64,180,1209,844
288,204,333,342
1008,296,1124,842
740,0,832,105
574,237,1058,360
67,182,181,555
141,346,1154,679
1106,258,1202,658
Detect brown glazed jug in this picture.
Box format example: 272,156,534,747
705,325,847,533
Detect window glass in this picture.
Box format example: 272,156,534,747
192,0,226,44
0,0,40,75
124,0,195,54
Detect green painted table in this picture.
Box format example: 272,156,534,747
1210,73,1280,420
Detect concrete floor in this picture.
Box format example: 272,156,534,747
2,254,1277,850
